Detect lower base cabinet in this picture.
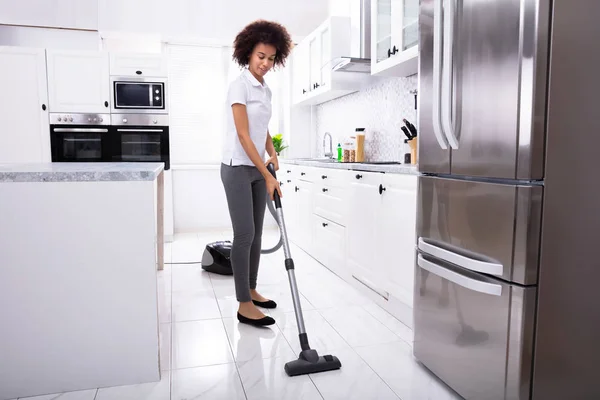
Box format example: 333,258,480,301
279,162,418,328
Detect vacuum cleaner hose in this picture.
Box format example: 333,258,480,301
260,190,283,254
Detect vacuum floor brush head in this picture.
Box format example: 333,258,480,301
284,350,342,376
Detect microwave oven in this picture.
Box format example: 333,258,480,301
110,76,168,114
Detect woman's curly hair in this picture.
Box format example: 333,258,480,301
232,20,293,68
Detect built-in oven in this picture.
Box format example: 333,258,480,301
50,113,111,162
110,76,168,114
110,114,170,170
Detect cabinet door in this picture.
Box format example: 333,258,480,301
47,50,110,113
390,0,405,55
308,35,321,92
346,172,382,285
292,43,310,103
109,53,168,77
378,174,418,306
295,180,314,252
279,174,298,240
0,47,50,163
374,0,393,63
319,26,331,89
401,0,419,51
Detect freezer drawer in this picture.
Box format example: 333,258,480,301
417,175,542,285
414,253,536,400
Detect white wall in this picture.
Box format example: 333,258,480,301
172,166,277,233
315,75,418,162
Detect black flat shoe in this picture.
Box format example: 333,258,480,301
253,299,277,309
237,312,276,326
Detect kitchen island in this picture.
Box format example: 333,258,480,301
0,163,165,400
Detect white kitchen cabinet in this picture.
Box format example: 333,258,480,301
110,52,168,77
46,50,111,114
371,0,419,77
292,16,373,106
346,172,385,288
279,162,418,324
347,171,418,305
378,173,418,307
292,42,310,105
0,47,51,163
296,179,314,253
0,0,98,31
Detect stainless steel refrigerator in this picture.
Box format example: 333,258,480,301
414,0,600,399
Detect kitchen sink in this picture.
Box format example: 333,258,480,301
290,157,338,163
288,158,403,165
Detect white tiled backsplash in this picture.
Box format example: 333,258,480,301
315,74,418,162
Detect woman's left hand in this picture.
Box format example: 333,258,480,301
265,155,279,171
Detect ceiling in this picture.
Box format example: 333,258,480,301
99,0,330,43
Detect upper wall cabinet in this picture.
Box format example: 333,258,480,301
109,53,168,77
371,0,419,77
0,47,51,163
46,50,111,114
292,16,373,107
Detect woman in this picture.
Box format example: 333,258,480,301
221,20,292,327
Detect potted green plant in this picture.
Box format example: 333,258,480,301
271,133,288,156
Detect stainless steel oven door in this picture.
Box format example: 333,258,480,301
110,76,168,114
50,127,111,162
111,126,170,170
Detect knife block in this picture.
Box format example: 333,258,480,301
408,138,417,165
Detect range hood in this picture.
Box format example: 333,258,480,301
331,0,372,73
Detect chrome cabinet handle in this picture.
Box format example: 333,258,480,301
417,255,502,296
418,238,503,276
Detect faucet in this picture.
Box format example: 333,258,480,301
323,132,333,158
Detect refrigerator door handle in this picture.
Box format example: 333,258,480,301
418,238,504,276
440,0,460,149
418,255,502,296
432,0,449,150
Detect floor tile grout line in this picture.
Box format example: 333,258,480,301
350,343,403,400
209,264,249,400
361,303,414,346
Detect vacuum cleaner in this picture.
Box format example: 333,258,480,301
203,164,342,377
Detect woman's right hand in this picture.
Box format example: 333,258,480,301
266,175,282,201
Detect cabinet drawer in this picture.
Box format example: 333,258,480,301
313,167,351,188
109,53,168,77
349,170,382,187
314,184,347,226
295,166,316,182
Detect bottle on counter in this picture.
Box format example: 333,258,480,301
337,143,342,161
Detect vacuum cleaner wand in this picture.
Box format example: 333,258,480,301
266,164,342,377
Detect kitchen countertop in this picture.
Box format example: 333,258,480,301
0,162,164,183
280,159,419,175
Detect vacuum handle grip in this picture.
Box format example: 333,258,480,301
267,163,282,209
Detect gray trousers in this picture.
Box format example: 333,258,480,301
220,163,267,302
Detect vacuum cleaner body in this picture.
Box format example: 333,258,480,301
201,241,233,275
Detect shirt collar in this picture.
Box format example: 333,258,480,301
243,68,268,88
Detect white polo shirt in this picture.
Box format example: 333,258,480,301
222,68,272,166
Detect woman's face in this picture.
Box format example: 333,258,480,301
249,43,277,79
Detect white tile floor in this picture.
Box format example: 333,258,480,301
16,229,461,400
